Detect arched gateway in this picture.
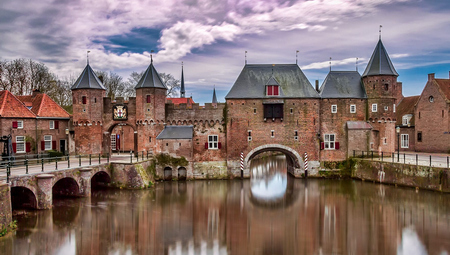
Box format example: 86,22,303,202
244,144,304,177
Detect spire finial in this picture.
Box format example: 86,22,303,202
150,50,154,63
356,57,358,72
272,64,275,75
87,50,90,65
180,61,185,98
379,25,382,40
245,51,247,65
329,57,332,72
296,50,299,65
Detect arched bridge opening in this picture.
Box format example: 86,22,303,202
11,187,37,210
52,177,80,197
245,144,304,177
91,171,111,189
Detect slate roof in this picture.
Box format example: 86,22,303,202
0,91,36,118
396,96,419,126
347,121,373,130
319,71,367,98
17,93,70,118
434,79,450,102
71,64,106,90
225,64,319,99
362,39,399,77
156,125,193,140
135,62,167,89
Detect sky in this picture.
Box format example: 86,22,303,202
1,0,450,104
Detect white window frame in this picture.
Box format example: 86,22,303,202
402,114,412,126
393,104,396,113
111,134,116,150
401,134,409,148
271,130,275,138
372,103,377,112
44,135,52,151
331,105,337,113
17,121,23,129
383,137,387,145
248,130,252,141
324,134,335,150
16,136,25,153
350,104,356,113
49,120,55,129
208,135,218,150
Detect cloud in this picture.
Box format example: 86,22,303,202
301,58,365,70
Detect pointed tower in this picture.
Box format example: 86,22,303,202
362,39,402,153
212,86,218,108
135,58,167,152
71,63,106,154
180,64,186,98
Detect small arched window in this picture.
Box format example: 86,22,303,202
384,84,389,91
429,96,434,103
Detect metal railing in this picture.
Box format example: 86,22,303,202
0,150,154,183
352,150,450,169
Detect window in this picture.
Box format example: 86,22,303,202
248,130,252,141
383,138,387,145
350,104,356,113
401,134,409,148
384,106,389,111
384,84,389,91
44,135,52,151
82,96,87,104
50,120,54,129
17,121,23,129
324,134,335,149
16,136,25,153
146,95,151,103
263,104,283,119
429,96,434,103
372,104,377,112
417,132,422,142
149,136,152,143
393,104,396,113
331,105,337,113
294,130,298,141
267,85,279,96
208,135,218,149
271,130,275,138
402,114,412,126
290,108,293,114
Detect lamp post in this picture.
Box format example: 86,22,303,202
396,126,400,162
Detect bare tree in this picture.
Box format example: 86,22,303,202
159,72,180,98
96,70,128,100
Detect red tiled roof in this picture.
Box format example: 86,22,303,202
0,91,36,118
435,79,450,102
18,93,70,118
396,96,420,125
166,97,195,105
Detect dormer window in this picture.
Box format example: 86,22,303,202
402,114,412,126
267,85,279,96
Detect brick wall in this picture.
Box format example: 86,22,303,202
396,126,415,151
415,78,450,153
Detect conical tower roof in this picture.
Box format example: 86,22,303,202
71,64,106,90
180,65,185,98
212,87,218,104
362,39,398,77
135,62,167,89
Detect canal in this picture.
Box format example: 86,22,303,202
1,155,449,254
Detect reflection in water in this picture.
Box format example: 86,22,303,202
250,155,287,203
1,155,449,255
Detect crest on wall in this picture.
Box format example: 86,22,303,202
113,105,128,120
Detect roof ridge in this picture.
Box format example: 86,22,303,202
0,91,7,116
9,91,36,117
36,94,45,116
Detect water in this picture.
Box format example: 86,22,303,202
1,155,450,255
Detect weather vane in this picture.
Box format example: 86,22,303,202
87,50,90,65
329,57,332,72
379,25,382,40
245,51,247,65
296,50,299,65
356,57,358,72
150,50,154,63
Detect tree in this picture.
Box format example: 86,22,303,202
96,70,128,100
159,73,180,98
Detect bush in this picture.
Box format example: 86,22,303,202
48,150,64,158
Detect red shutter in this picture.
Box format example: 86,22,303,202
274,86,279,96
52,141,56,150
218,142,222,149
12,143,16,153
41,141,45,150
205,142,208,149
335,142,340,150
146,95,151,103
55,121,59,129
82,96,87,104
26,142,31,152
12,121,18,128
267,86,272,95
320,142,324,150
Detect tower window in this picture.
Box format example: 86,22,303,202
384,84,389,90
271,130,274,138
146,95,151,103
429,96,434,103
94,98,97,103
253,108,256,114
331,105,337,113
290,108,293,114
82,96,87,104
350,104,356,113
371,104,377,112
248,130,252,141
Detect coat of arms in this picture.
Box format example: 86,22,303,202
113,105,127,120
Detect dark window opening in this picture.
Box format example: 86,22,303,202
384,84,389,90
94,98,97,103
290,108,293,114
294,131,298,136
417,132,422,142
82,96,87,104
419,112,421,119
264,104,283,119
253,108,256,114
373,84,375,90
146,95,151,103
248,131,252,137
149,137,151,142
443,110,445,118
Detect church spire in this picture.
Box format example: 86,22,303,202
212,86,218,105
362,39,398,77
180,62,185,98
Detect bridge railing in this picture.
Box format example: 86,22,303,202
351,150,450,169
0,150,154,183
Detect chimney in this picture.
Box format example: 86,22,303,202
428,73,435,81
315,80,319,92
32,89,41,97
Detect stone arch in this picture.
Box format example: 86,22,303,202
11,186,38,210
105,123,138,155
52,177,80,197
244,144,304,176
91,171,111,189
183,120,187,125
194,120,198,125
178,167,187,180
188,120,193,125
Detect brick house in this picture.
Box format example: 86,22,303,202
395,96,420,151
0,90,71,157
414,73,450,153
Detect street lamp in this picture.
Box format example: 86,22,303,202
396,126,400,162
